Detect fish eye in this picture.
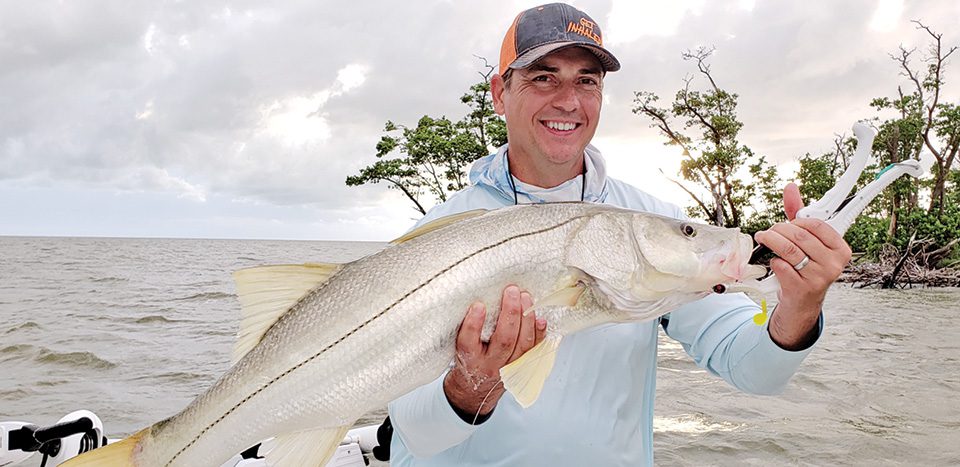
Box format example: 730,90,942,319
681,224,697,237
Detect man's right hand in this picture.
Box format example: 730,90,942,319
443,284,546,421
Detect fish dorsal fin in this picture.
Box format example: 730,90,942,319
500,334,563,408
231,263,342,363
265,425,350,467
391,209,489,244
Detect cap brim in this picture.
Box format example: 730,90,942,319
509,42,621,73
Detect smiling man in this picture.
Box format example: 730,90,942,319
387,3,850,466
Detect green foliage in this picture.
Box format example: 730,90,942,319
790,22,960,269
632,47,781,228
891,205,960,259
347,62,506,214
796,153,838,204
845,216,890,259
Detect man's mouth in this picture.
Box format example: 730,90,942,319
541,120,581,133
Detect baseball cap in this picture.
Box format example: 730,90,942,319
499,3,620,76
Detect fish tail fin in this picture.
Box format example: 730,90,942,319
60,427,148,467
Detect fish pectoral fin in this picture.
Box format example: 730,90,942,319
59,428,147,466
265,425,351,467
524,273,588,317
390,209,489,244
232,263,343,363
499,334,563,408
525,285,585,317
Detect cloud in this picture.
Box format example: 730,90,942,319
1,0,958,239
606,0,706,43
870,0,904,32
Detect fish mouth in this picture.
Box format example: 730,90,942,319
740,264,768,281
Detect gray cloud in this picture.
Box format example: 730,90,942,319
1,0,958,237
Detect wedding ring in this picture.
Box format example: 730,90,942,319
793,255,810,271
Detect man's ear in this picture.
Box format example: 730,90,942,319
491,73,506,116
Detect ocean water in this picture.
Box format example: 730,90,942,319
1,236,959,466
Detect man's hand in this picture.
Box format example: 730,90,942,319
443,284,547,420
755,183,852,350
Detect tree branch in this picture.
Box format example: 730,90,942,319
659,169,713,220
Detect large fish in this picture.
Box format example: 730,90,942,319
64,202,764,467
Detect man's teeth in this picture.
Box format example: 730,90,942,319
545,121,577,131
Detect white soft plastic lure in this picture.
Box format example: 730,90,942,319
721,123,930,301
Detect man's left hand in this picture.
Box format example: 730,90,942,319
754,183,852,350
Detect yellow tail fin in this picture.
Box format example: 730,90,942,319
60,428,147,466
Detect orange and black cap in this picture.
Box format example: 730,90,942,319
499,3,620,76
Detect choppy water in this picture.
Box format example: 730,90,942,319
2,236,959,466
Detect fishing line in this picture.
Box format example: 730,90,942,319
473,380,505,425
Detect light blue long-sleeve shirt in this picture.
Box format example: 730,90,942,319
387,144,820,466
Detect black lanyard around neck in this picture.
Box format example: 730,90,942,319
504,152,587,205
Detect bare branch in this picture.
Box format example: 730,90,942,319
682,46,720,92
472,54,496,80
659,169,713,220
892,45,923,102
679,78,723,146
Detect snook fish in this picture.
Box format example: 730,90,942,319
64,202,764,467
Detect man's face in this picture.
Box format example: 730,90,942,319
492,47,604,176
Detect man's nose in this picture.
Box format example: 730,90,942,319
551,82,579,112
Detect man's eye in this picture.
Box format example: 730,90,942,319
580,77,598,85
532,75,549,82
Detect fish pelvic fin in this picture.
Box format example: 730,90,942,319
499,334,563,408
390,209,488,244
265,425,350,467
59,427,147,466
232,263,343,364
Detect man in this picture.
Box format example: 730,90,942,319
388,3,851,465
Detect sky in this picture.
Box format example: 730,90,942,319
1,0,958,241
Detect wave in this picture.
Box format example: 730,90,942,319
35,349,117,370
35,379,69,387
90,276,129,283
1,344,115,370
653,415,742,434
172,291,234,302
4,321,42,334
129,371,208,384
0,388,35,399
0,344,35,356
133,315,188,324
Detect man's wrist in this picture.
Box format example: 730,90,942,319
768,304,822,351
443,371,499,424
447,396,495,425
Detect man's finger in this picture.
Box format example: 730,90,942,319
487,285,523,363
783,183,803,221
456,302,486,356
755,229,808,270
768,222,830,264
508,291,537,363
790,218,852,254
534,318,547,346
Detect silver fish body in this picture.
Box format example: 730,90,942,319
65,202,761,467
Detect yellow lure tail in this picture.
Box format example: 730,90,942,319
752,298,769,326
